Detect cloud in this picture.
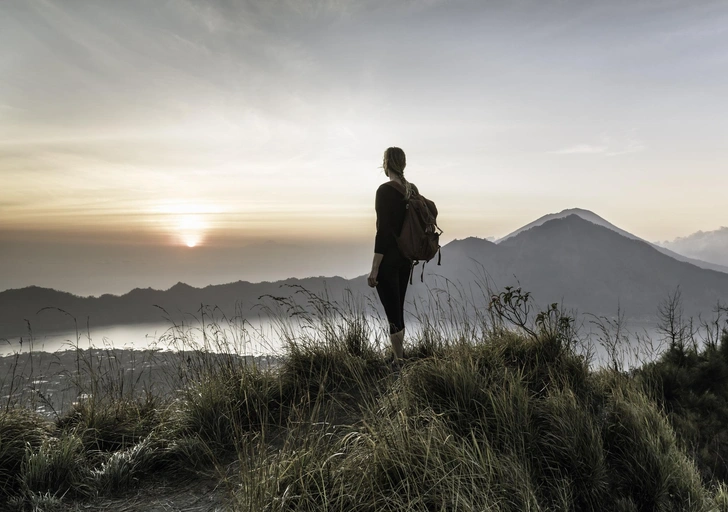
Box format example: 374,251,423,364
549,144,609,155
604,139,646,157
659,226,728,266
549,137,645,156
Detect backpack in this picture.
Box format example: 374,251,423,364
387,181,443,283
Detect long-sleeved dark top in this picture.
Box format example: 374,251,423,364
374,182,407,263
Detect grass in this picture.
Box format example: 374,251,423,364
0,408,52,498
230,332,711,512
1,287,728,511
638,324,728,484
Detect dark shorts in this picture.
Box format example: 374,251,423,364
376,256,412,334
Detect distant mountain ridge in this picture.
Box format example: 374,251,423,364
497,208,728,274
3,210,728,338
0,277,363,338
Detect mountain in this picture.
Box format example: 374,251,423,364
495,215,728,319
659,227,728,267
497,208,728,274
426,215,728,321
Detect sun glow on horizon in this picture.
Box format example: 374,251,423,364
177,215,205,248
149,201,218,248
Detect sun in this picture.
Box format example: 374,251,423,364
177,214,205,248
153,201,217,248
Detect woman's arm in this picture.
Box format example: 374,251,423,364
373,185,397,255
370,185,394,287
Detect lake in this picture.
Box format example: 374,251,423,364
0,319,289,357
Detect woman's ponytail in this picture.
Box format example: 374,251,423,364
383,147,412,200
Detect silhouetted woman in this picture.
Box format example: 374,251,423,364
368,147,413,363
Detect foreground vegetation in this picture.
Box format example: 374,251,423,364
1,288,728,511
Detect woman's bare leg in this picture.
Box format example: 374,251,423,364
390,328,405,362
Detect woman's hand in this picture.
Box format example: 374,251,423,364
367,268,379,288
368,253,383,288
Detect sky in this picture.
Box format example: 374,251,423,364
1,0,727,296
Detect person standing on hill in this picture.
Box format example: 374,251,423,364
368,147,414,364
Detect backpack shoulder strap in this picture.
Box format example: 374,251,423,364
386,181,420,199
385,180,407,196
